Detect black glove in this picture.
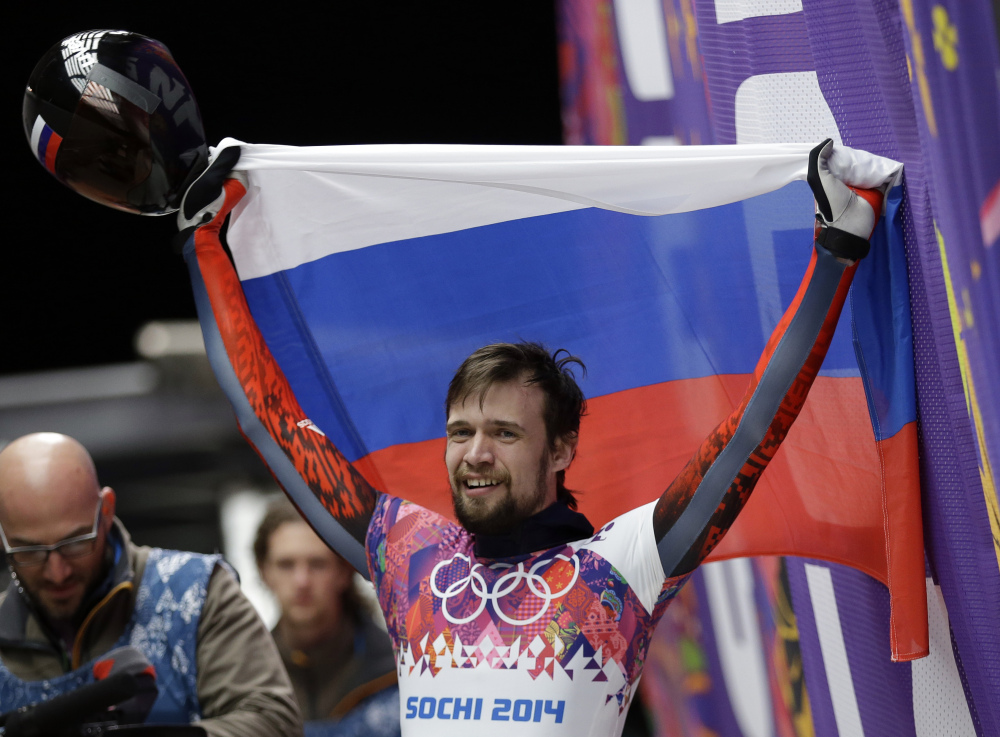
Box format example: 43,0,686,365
176,145,244,231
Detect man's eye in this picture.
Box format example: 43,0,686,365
498,430,517,439
449,429,471,438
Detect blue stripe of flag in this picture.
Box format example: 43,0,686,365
36,125,53,164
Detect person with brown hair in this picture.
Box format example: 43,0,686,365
255,497,398,733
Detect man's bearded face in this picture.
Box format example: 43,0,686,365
445,380,563,535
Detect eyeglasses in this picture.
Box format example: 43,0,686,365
0,502,103,567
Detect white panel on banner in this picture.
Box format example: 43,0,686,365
734,72,842,145
704,560,775,737
912,579,976,736
715,0,804,24
805,563,865,737
641,136,681,146
612,0,674,100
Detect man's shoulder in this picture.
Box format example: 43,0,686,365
366,494,470,587
370,493,465,541
570,500,660,562
570,500,668,614
133,546,229,605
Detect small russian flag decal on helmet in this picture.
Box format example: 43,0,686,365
30,115,63,175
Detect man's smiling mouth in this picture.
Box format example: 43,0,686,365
465,479,501,489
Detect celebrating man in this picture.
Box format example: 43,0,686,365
182,138,883,736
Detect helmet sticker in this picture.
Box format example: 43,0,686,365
88,64,161,114
29,115,63,175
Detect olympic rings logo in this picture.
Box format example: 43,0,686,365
429,552,580,625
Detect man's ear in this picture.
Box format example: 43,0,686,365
551,433,579,473
100,487,116,521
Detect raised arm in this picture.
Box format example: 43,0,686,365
180,148,379,576
653,139,884,578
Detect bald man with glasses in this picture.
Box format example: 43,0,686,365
0,433,302,736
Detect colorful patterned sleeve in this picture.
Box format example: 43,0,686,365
366,493,395,619
184,178,379,577
652,239,864,577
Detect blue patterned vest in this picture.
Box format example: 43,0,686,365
0,548,222,724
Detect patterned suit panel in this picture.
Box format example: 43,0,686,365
366,494,689,737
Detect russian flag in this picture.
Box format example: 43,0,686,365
184,139,926,660
29,115,63,175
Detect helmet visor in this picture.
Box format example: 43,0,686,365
55,79,157,214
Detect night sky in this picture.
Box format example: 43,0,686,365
4,4,562,376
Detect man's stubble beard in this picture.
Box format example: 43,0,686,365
15,570,86,624
16,542,112,625
451,452,550,536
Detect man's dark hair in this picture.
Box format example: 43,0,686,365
446,342,587,509
253,496,364,622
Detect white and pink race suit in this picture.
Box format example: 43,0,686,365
368,496,684,736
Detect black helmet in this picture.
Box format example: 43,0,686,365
23,30,208,215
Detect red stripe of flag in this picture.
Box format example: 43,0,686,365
43,130,63,174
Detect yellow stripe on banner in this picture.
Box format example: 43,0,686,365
773,558,815,737
900,0,939,137
935,222,1000,573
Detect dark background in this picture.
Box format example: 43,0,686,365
0,4,563,558
3,4,562,377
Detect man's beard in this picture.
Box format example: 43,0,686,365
451,454,550,535
15,570,88,624
14,544,111,625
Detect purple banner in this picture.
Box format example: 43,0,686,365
558,0,1000,734
904,0,1000,641
905,2,1000,498
558,0,714,145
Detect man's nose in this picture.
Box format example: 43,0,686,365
292,564,311,587
465,432,495,465
43,551,73,583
